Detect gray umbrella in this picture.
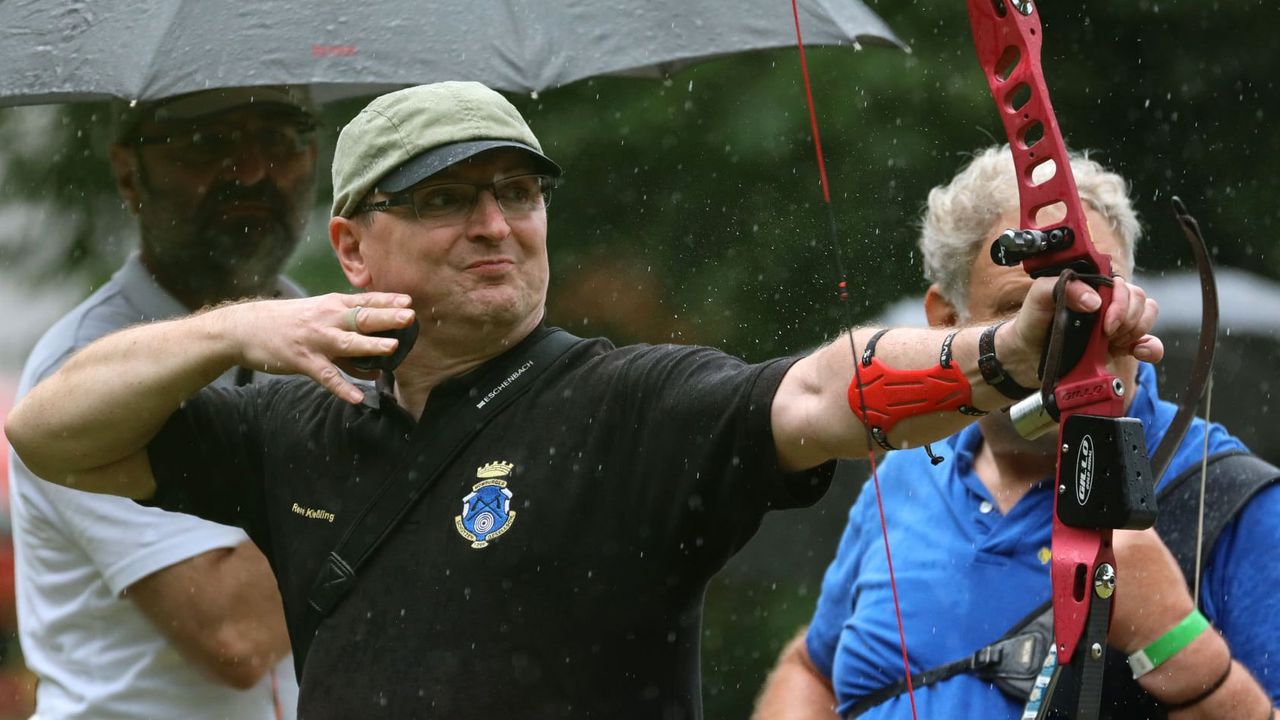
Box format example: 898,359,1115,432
0,0,902,106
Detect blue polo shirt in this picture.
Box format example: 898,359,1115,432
807,363,1280,716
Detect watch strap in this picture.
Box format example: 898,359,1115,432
977,320,1037,400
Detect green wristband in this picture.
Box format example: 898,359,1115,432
1127,609,1210,678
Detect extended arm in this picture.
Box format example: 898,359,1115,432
5,292,413,497
753,628,839,719
126,541,290,689
772,274,1161,470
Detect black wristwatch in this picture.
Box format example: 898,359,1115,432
977,321,1037,400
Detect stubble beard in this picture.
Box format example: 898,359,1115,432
139,178,306,307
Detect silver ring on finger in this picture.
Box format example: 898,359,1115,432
346,305,364,333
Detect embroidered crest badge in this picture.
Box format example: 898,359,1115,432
454,461,517,549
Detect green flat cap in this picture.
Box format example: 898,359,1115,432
331,81,561,218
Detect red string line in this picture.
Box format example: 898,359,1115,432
789,0,832,204
788,2,918,717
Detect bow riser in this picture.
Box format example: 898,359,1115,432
967,2,1096,268
967,0,1129,676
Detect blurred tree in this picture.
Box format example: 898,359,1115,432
0,103,130,284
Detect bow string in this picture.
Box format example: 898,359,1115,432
788,2,921,717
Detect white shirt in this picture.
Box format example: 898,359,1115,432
8,254,298,720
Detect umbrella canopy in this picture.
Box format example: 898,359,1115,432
0,0,903,106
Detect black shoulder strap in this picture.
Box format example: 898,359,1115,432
844,601,1052,717
1155,450,1280,582
844,451,1280,718
300,328,583,654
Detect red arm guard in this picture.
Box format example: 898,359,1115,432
847,329,985,451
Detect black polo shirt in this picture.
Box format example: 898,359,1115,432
148,329,833,719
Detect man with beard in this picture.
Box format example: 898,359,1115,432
753,147,1279,718
6,87,315,719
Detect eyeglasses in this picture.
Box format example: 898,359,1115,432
131,121,316,167
355,173,556,222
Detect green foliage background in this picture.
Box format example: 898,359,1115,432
1,0,1276,715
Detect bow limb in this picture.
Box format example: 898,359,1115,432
1157,198,1219,607
1149,199,1219,486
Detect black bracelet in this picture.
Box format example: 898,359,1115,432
977,321,1037,400
1162,657,1233,711
941,330,987,417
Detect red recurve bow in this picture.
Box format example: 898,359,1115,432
791,1,1217,716
967,2,1167,717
